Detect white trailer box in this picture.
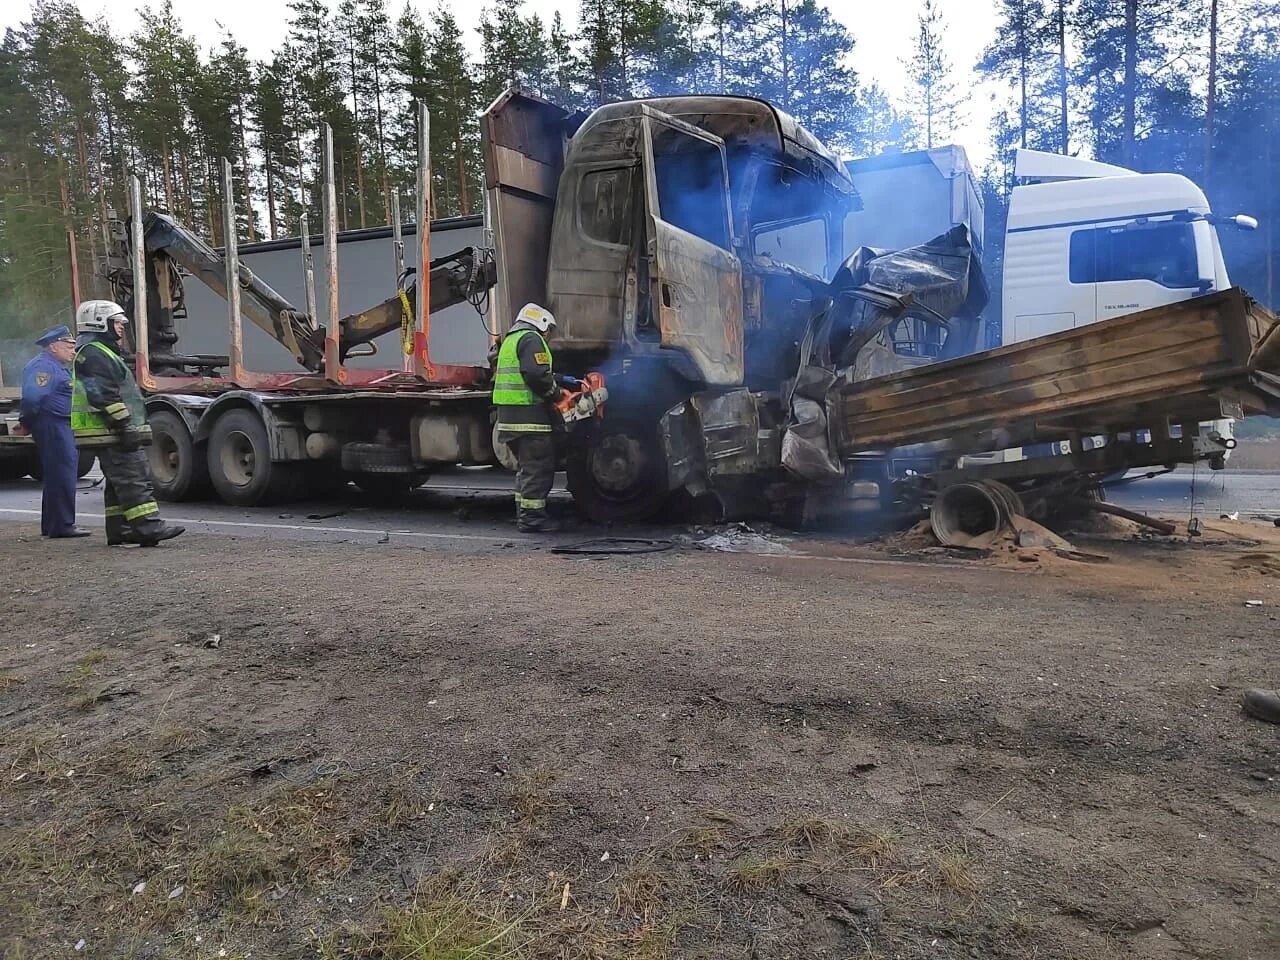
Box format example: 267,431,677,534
843,146,984,257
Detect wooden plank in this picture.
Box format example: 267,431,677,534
836,288,1280,452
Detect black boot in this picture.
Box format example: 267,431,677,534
130,518,186,547
517,509,560,533
105,518,138,546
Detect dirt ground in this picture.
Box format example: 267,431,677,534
2,516,1278,960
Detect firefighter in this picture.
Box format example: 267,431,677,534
18,325,88,538
71,300,185,547
492,303,579,532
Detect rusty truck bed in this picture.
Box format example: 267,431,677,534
836,288,1280,454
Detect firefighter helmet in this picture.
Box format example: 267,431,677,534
515,302,556,334
75,299,128,335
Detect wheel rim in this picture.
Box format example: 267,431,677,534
220,430,256,488
150,431,181,485
588,430,652,503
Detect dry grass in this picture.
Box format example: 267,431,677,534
782,816,849,852
61,648,109,696
853,829,899,869
614,863,667,922
0,673,23,691
726,855,792,894
670,824,727,858
509,768,558,825
358,876,538,960
938,847,978,895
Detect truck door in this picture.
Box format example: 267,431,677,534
1070,219,1204,324
639,106,744,385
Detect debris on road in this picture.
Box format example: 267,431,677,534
681,523,793,555
203,633,221,649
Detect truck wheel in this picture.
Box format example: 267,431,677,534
76,450,96,479
148,410,209,501
207,408,300,506
566,419,669,524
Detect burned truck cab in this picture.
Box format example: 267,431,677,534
482,88,859,521
544,96,858,390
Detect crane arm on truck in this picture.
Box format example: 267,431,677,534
336,249,497,360
108,211,498,373
110,212,329,372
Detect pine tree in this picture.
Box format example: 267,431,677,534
429,7,480,216
977,0,1052,150
251,54,301,240
748,1,859,148
905,0,964,148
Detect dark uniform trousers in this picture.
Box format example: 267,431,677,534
98,446,157,538
31,416,77,536
510,434,557,515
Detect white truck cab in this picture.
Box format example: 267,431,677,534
1003,149,1251,342
1000,150,1256,461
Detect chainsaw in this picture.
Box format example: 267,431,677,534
556,372,608,424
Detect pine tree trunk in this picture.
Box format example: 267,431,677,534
456,141,469,216
75,123,99,284
339,150,349,231
781,0,789,108
1204,0,1219,182
265,145,279,240
1057,0,1068,154
349,42,367,229
1019,39,1027,149
238,103,256,239
372,51,390,223
161,141,176,213
1122,0,1137,166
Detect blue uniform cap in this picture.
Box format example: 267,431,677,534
36,325,73,347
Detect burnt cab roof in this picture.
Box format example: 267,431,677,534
570,95,858,202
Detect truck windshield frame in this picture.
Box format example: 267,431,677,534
1069,220,1200,289
752,215,830,279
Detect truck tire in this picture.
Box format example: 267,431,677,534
148,410,209,501
341,441,415,474
207,408,301,506
76,450,96,479
566,418,669,524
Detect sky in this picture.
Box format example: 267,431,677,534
0,0,1002,167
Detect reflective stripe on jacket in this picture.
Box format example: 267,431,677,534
72,340,146,443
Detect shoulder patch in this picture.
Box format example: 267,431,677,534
533,351,551,365
35,372,50,387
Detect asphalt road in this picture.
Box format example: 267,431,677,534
2,465,1278,549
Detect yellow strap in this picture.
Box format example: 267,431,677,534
398,289,413,356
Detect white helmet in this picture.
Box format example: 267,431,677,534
515,302,556,334
76,299,128,335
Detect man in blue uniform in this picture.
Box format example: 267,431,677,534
19,325,89,538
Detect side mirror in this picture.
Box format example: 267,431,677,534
1208,212,1258,231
